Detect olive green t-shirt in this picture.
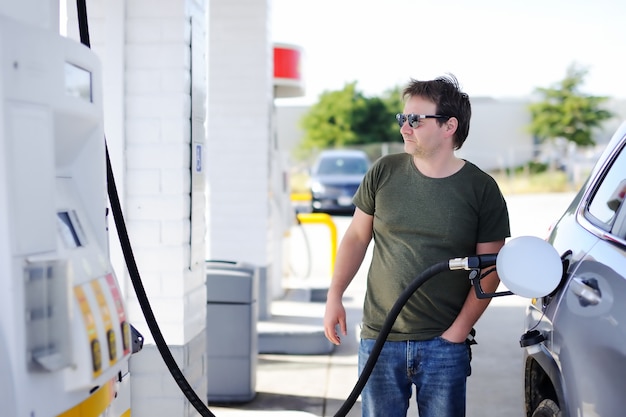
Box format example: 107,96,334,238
353,153,510,341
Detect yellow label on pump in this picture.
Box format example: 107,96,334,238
74,286,101,377
91,279,116,365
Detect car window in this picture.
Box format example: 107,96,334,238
586,142,626,230
317,157,368,175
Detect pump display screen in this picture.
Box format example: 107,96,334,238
65,63,92,103
57,211,83,248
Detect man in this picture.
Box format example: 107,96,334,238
323,75,510,417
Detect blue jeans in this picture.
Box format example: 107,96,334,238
358,338,471,417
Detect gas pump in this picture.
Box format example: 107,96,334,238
0,10,132,417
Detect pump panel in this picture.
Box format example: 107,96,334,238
0,12,131,417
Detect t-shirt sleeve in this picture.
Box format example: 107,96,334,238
477,179,511,243
353,160,381,215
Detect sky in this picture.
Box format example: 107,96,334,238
271,0,626,105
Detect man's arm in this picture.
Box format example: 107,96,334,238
441,239,506,343
323,208,373,345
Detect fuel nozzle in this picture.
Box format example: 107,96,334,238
448,254,498,271
449,254,513,299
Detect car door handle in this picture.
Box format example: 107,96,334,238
570,277,601,306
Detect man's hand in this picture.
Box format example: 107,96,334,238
441,328,469,344
324,298,347,345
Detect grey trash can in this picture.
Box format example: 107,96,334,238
205,260,270,320
206,261,258,403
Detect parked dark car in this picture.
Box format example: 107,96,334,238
309,149,370,214
521,122,626,417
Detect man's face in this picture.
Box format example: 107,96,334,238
400,96,448,158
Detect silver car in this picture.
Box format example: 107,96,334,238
521,122,626,416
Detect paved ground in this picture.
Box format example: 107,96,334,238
208,192,577,417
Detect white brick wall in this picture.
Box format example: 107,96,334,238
121,0,205,340
129,334,206,416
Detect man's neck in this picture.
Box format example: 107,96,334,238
412,154,465,178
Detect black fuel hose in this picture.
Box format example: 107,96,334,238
332,260,450,417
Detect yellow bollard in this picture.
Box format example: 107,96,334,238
290,192,312,202
296,212,337,276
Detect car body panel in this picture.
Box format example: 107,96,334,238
523,121,626,417
553,246,626,416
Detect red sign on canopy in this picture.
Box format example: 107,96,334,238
273,44,304,98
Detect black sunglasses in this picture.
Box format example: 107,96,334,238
396,113,449,128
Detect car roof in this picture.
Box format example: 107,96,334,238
586,120,626,183
316,149,369,159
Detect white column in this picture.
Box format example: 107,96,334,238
206,0,273,274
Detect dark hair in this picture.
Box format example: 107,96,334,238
402,74,471,150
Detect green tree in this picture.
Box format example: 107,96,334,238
379,85,405,140
298,82,401,152
528,63,614,147
383,85,404,110
352,95,398,145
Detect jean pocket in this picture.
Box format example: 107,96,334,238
436,336,466,346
